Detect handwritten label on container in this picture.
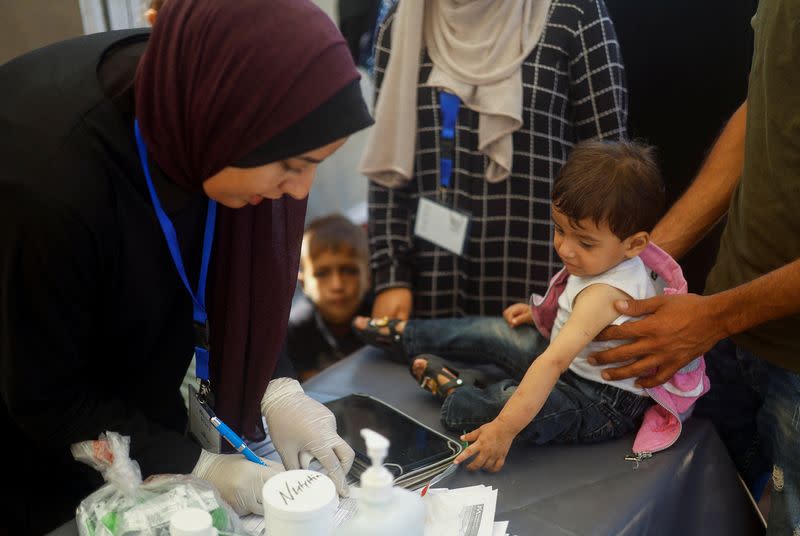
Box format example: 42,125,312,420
278,473,325,506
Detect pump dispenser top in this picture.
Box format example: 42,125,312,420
333,428,425,536
362,428,389,463
359,428,393,503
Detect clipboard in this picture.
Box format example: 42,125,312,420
324,393,463,490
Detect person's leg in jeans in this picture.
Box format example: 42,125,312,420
403,317,546,380
756,358,800,535
695,339,800,533
440,370,650,444
693,339,772,492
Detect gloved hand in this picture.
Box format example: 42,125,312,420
191,449,284,515
261,378,355,496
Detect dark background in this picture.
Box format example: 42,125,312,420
604,0,758,292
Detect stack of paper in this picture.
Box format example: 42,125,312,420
423,485,512,536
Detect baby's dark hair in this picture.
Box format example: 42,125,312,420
552,140,665,240
301,214,368,263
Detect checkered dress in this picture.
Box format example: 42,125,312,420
368,0,628,318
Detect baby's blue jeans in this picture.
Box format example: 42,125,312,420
402,317,650,445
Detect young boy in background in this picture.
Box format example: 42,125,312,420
287,214,372,380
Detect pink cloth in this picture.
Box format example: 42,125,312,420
529,243,710,454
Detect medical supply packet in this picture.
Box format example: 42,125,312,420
72,431,246,536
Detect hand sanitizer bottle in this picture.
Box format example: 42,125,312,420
335,429,425,536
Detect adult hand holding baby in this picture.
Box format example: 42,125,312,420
590,293,726,388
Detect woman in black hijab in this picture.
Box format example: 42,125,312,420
0,0,372,532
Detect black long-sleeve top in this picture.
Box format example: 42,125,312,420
0,30,209,533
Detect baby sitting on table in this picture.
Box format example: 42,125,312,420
354,140,709,471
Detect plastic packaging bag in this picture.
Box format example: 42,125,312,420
72,431,247,536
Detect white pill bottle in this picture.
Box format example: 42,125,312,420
334,428,425,536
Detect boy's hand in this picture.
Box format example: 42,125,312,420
503,302,533,327
454,420,516,472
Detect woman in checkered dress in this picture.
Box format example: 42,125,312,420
365,0,628,319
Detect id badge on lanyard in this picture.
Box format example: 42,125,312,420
414,91,471,256
134,120,222,452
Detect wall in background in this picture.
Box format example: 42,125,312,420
0,0,83,64
79,0,147,34
0,0,149,65
315,0,338,23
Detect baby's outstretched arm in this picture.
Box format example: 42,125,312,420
455,283,631,472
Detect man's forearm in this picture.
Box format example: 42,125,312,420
652,102,748,259
711,259,800,337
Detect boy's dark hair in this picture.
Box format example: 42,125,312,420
552,140,665,240
302,214,369,264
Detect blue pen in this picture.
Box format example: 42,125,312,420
210,416,268,466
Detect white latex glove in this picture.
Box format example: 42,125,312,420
261,378,354,496
191,449,284,516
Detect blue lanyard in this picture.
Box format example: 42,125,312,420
134,120,217,386
439,91,460,188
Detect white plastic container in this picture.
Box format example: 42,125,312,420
169,508,217,536
262,469,338,536
334,429,425,536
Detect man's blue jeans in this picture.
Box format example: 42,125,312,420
402,317,650,445
694,338,800,535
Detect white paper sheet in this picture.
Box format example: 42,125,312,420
422,485,500,536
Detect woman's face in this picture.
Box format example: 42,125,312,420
203,137,348,208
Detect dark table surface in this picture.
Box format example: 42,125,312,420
51,347,765,536
303,347,765,536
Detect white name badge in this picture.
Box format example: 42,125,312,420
414,197,470,256
188,383,221,453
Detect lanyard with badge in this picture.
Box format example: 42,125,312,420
134,119,226,453
413,91,471,256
